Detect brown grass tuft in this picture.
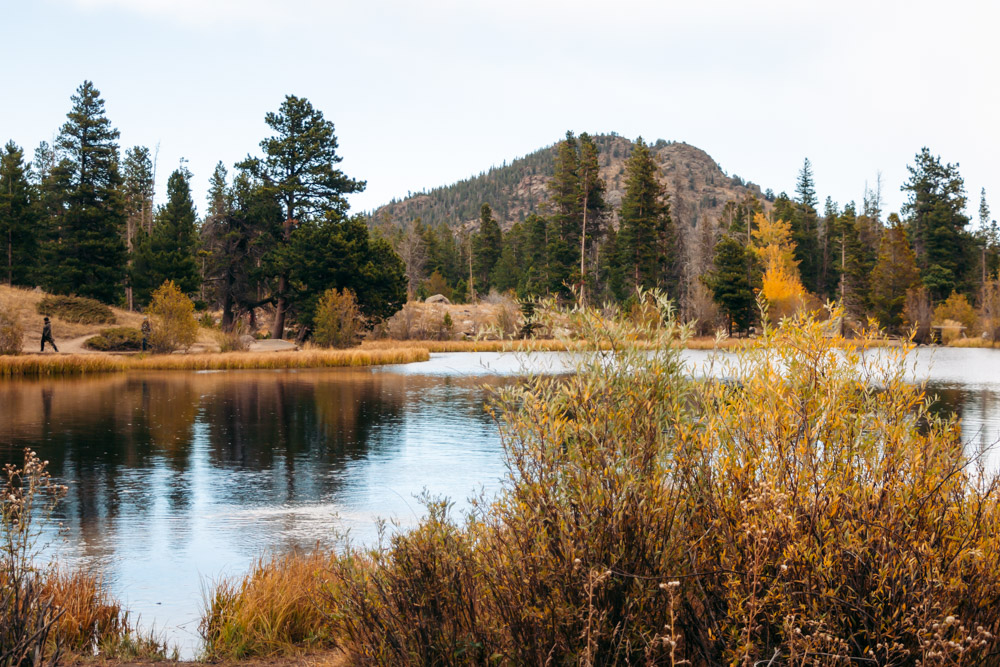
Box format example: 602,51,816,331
201,550,337,661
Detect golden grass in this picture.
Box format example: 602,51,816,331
362,336,751,352
0,347,430,378
43,568,125,655
201,550,337,661
947,336,1000,348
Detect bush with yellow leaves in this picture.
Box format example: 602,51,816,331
146,280,198,353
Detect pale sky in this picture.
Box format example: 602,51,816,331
2,0,997,222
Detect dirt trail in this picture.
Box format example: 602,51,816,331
22,334,95,355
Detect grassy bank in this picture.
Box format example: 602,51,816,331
362,335,750,352
0,347,430,378
204,301,1000,666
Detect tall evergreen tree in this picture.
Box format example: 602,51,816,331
547,132,581,297
284,215,406,327
577,132,606,303
242,95,365,337
976,188,999,282
796,158,818,210
491,221,525,294
472,203,502,293
901,148,971,300
131,167,200,306
521,213,550,297
0,142,37,286
704,235,756,335
619,137,675,295
122,146,155,309
870,214,921,332
836,203,872,318
202,164,281,330
778,159,821,295
42,81,127,303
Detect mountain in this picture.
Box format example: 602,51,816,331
369,134,766,232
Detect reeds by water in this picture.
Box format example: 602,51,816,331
200,550,337,661
0,347,430,378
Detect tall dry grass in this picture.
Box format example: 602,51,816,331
0,347,430,378
200,550,337,660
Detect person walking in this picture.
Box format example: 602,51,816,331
141,317,151,352
41,317,58,352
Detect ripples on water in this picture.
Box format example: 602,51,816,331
0,348,997,656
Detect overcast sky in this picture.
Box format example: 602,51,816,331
2,0,996,222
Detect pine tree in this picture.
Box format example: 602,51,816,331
491,221,525,294
901,148,971,300
619,137,675,295
0,142,37,287
577,133,606,304
704,235,755,335
796,158,818,210
520,213,550,297
202,164,281,330
42,81,127,303
836,203,873,318
131,167,200,307
976,188,999,282
122,146,155,309
284,215,406,327
547,132,581,297
242,95,365,337
473,203,502,293
792,161,821,294
870,214,921,332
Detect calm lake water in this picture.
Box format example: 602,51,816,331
0,348,998,656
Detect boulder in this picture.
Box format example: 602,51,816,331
426,294,451,304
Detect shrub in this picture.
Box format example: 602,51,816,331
84,327,143,352
2,450,68,667
318,297,1000,665
36,294,115,324
933,291,978,335
146,281,198,353
0,305,23,355
213,321,251,352
313,288,362,349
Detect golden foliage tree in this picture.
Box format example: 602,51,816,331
752,213,807,320
146,280,198,353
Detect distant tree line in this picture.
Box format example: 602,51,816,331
0,81,406,337
377,133,999,340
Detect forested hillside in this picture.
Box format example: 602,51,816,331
371,134,764,232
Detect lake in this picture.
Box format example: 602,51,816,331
0,348,998,656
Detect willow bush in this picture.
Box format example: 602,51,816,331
146,280,197,353
314,295,1000,665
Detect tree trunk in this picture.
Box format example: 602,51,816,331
580,192,588,306
271,214,295,338
221,290,234,332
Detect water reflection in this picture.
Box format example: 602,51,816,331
0,360,521,655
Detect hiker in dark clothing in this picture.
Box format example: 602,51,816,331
141,317,151,351
41,317,58,352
